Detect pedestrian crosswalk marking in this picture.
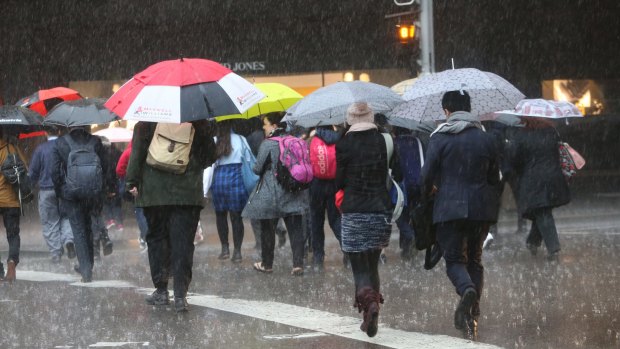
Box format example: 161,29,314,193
17,270,503,349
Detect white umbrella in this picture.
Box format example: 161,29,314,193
93,127,133,143
284,81,403,128
388,68,525,126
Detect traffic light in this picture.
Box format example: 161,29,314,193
397,24,416,44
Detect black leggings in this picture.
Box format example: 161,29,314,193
215,211,244,250
348,249,382,293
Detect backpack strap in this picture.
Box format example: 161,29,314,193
416,137,424,167
381,133,394,189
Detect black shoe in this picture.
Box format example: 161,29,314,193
231,249,242,263
73,263,81,274
65,242,76,259
146,289,170,305
174,297,188,312
51,255,61,264
547,251,560,262
218,245,230,260
102,238,114,256
454,288,477,331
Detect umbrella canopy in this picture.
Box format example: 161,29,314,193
0,105,45,126
496,99,583,119
390,78,418,96
16,87,82,116
284,81,404,128
388,68,525,126
105,58,265,123
93,127,133,143
215,83,303,121
44,98,119,127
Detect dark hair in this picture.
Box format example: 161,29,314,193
44,125,60,136
441,90,471,113
262,112,286,129
215,120,233,158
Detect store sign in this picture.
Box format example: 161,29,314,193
222,61,266,73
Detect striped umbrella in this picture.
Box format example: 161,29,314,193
16,87,82,116
105,58,265,123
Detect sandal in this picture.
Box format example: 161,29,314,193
291,267,304,276
253,262,272,274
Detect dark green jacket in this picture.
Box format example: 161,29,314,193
125,121,216,207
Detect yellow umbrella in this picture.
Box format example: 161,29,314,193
215,83,303,121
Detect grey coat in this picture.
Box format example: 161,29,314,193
241,138,308,219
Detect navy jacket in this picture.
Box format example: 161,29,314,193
421,126,500,224
29,138,58,190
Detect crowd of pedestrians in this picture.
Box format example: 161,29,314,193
0,90,572,341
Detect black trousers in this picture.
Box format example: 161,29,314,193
436,220,487,316
0,207,20,264
526,207,560,254
260,215,304,269
63,199,97,280
309,179,342,264
215,210,244,250
143,205,201,298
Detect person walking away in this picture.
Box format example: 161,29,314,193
116,140,148,249
126,120,215,312
336,102,402,337
211,120,249,263
102,140,123,231
0,130,28,283
51,126,109,283
420,91,500,340
242,112,309,276
505,116,570,261
29,126,75,263
308,125,343,271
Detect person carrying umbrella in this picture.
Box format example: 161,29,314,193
420,91,500,340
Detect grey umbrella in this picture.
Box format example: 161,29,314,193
44,98,119,127
283,81,404,128
388,68,525,126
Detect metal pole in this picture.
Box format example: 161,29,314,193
420,0,435,74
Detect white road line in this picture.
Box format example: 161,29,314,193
263,333,328,340
18,270,503,349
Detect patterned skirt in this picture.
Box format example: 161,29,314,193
340,212,392,253
211,163,249,212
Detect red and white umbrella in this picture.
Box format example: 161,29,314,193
496,99,583,119
105,58,265,123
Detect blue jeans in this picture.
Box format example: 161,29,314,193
309,179,341,264
38,189,73,257
135,207,148,240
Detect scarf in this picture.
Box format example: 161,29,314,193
431,111,484,137
346,122,377,134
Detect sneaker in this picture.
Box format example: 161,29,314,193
146,289,170,305
106,220,116,230
483,233,494,250
65,242,76,259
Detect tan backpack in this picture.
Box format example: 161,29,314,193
146,123,195,174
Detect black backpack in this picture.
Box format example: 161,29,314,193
63,135,103,200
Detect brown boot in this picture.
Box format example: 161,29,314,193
355,286,384,338
5,260,16,284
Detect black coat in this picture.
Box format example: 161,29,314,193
506,127,570,217
421,127,500,224
335,129,401,214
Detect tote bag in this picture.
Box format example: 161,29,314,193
240,136,259,195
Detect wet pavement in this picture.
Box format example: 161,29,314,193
1,193,619,349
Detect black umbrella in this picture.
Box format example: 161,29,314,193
43,98,119,127
0,105,45,134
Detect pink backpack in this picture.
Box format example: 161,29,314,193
309,136,337,180
271,136,314,192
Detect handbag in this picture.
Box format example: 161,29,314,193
240,136,259,195
558,142,585,180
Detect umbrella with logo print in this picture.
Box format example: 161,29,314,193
105,58,265,123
